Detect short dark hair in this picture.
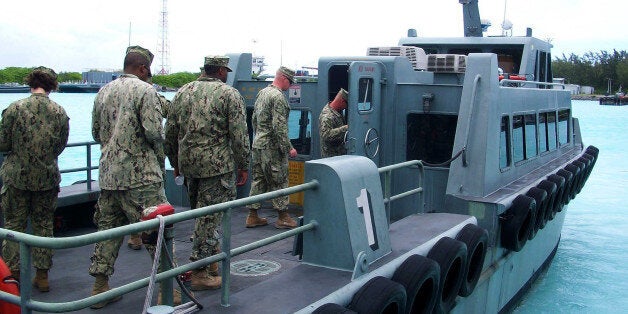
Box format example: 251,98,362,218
124,52,149,70
25,69,58,92
204,65,221,75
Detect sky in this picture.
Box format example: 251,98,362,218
0,0,626,75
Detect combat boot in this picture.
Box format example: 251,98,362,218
32,269,49,292
190,269,221,291
275,211,297,229
208,262,219,276
90,275,122,309
127,233,142,250
246,209,268,228
158,288,187,305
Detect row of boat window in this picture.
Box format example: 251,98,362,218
500,109,570,169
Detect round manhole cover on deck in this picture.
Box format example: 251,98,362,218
230,259,282,276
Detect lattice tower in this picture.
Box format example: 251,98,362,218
157,0,170,75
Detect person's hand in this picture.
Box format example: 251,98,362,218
289,148,297,158
236,169,248,186
173,167,180,178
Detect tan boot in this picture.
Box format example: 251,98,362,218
127,233,142,250
246,209,268,228
90,275,122,309
190,269,221,291
158,288,187,305
208,262,219,276
32,269,49,292
275,211,297,229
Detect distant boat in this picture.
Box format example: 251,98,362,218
0,83,29,93
599,93,627,106
57,82,104,93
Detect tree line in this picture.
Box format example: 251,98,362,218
3,50,626,93
552,50,627,94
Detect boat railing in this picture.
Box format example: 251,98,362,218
59,141,99,190
0,158,426,313
499,79,566,89
379,160,425,223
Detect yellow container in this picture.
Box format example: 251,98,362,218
288,160,305,206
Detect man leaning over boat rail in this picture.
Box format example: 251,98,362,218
165,55,250,291
89,45,177,309
0,66,69,293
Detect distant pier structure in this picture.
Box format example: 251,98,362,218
156,0,170,75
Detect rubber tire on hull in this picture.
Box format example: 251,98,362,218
391,254,440,314
455,224,488,297
348,276,407,314
580,153,596,186
500,194,536,252
535,180,557,228
572,160,587,194
556,169,573,207
547,174,566,216
576,156,592,193
312,303,357,314
525,187,548,239
427,237,467,314
563,164,581,202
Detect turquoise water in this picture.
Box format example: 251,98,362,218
1,93,627,312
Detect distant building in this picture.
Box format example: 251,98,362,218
580,86,594,94
553,78,580,95
82,71,121,84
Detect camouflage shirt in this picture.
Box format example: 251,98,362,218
251,85,293,155
165,77,250,178
318,104,347,157
92,74,164,190
0,93,69,191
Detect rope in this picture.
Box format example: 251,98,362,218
422,148,465,167
142,215,166,314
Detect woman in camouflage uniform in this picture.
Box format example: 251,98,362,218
0,67,69,292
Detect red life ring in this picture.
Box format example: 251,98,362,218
0,257,20,314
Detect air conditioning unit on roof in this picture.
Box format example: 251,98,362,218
426,54,466,73
366,46,427,71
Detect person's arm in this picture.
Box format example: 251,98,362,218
164,91,181,169
271,96,295,155
0,106,14,152
228,90,251,171
53,110,70,157
140,89,164,146
91,97,101,143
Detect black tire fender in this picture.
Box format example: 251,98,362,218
348,276,407,314
312,303,357,314
455,224,488,297
427,237,467,314
391,254,440,314
547,174,566,215
563,164,581,201
500,194,535,252
572,160,587,194
525,187,548,238
556,169,574,206
535,180,557,228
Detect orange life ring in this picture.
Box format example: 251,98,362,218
0,257,20,314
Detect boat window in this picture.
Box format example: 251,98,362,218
558,109,570,146
525,114,538,158
538,112,549,153
328,65,349,102
512,115,525,163
447,48,482,55
500,115,511,169
406,113,457,165
547,111,558,150
357,78,373,112
289,110,312,155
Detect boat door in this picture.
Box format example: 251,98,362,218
347,61,383,165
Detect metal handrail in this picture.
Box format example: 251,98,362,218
379,160,425,224
59,141,99,190
499,79,566,89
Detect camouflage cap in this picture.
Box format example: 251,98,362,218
338,88,348,101
204,55,233,72
278,66,295,83
126,45,154,65
32,66,57,80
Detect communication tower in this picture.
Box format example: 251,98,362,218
156,0,170,75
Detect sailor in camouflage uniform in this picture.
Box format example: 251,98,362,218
246,66,298,229
165,55,250,290
319,88,349,157
0,67,69,292
88,46,169,309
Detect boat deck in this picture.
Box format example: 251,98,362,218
27,202,473,313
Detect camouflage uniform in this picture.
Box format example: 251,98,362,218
319,104,348,157
164,76,249,264
89,73,167,277
249,85,293,211
0,93,69,272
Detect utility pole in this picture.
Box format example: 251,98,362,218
157,0,170,75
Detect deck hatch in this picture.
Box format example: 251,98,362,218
231,259,282,276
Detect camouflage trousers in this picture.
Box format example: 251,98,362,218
89,182,168,277
188,172,235,265
1,185,57,271
248,148,289,211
